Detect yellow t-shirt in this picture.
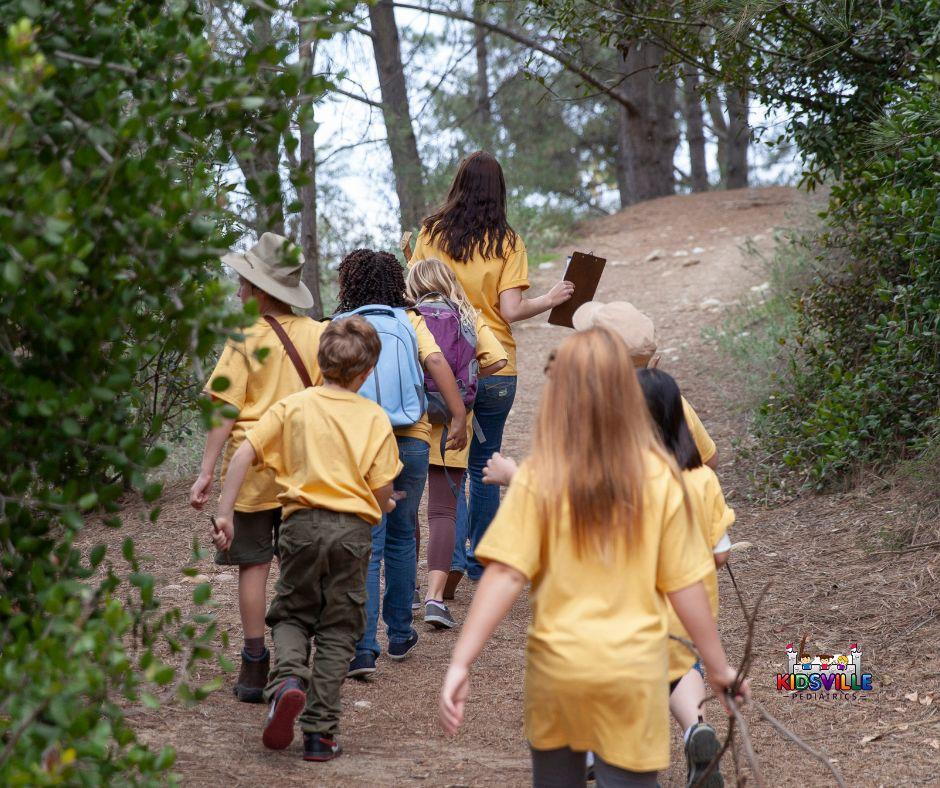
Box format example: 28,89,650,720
667,465,735,682
392,311,442,446
206,315,325,512
475,453,713,772
411,227,528,376
245,387,402,523
429,316,508,468
682,396,716,464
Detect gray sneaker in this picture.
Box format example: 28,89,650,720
412,588,421,610
685,722,722,787
424,600,457,629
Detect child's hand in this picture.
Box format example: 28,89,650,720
547,279,575,307
211,515,234,551
190,472,212,510
439,662,470,736
483,453,518,486
708,664,750,716
446,412,468,451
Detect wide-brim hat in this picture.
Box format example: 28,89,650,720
572,300,657,357
222,232,314,310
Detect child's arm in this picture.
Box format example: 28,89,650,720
498,281,574,324
190,414,235,510
667,581,750,714
425,352,469,450
479,359,507,377
212,440,257,551
440,561,526,734
372,482,398,515
482,452,518,486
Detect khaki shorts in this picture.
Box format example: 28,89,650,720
214,508,282,566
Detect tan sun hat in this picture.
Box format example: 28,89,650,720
572,300,657,358
221,232,313,310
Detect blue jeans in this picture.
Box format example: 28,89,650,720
357,436,429,657
457,376,517,580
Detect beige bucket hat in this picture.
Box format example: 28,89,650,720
221,232,313,310
572,300,657,358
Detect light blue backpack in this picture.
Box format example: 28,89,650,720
332,304,426,427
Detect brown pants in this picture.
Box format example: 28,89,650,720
263,509,372,735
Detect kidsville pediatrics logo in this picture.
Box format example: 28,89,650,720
775,643,873,700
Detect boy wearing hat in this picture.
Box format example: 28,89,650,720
190,232,324,703
572,300,718,469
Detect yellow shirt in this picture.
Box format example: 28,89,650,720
412,228,529,376
429,316,508,468
206,315,325,512
245,387,402,523
475,454,713,772
682,396,717,464
393,311,442,446
667,465,735,682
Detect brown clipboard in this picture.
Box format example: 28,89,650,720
547,251,606,328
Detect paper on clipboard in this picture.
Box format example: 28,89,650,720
547,251,606,328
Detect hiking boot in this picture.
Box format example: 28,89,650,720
261,677,306,751
234,647,269,704
303,732,342,762
424,600,457,629
347,652,377,680
412,588,422,610
388,629,419,661
685,722,722,787
443,569,464,600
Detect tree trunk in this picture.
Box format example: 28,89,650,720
473,0,492,130
368,0,426,233
707,92,728,185
298,34,323,318
725,85,749,189
682,68,708,192
615,42,677,207
236,13,285,236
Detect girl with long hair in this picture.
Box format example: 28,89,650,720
411,151,575,591
636,367,733,788
335,249,468,680
404,258,507,628
438,328,748,787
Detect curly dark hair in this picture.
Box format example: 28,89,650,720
335,248,409,312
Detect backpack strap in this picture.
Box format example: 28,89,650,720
264,315,313,388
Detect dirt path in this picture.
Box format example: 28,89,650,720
103,187,940,786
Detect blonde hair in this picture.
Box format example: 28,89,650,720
405,258,477,330
530,327,682,558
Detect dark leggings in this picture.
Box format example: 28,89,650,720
531,747,657,788
425,465,464,574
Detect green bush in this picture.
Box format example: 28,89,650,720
0,0,350,781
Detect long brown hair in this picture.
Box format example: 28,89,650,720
422,151,517,263
529,327,675,558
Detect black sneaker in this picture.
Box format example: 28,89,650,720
347,652,377,680
261,677,306,751
685,722,722,787
387,629,419,661
303,732,342,762
424,600,457,629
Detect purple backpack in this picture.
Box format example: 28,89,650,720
414,294,478,424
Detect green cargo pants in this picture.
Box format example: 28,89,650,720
263,508,372,735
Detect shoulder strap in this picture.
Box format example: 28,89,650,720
264,315,313,388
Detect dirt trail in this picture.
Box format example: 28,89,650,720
103,187,940,786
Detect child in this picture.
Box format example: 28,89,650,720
334,250,468,679
404,258,508,629
439,328,748,787
211,317,400,762
637,368,734,788
572,300,719,470
190,232,324,703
